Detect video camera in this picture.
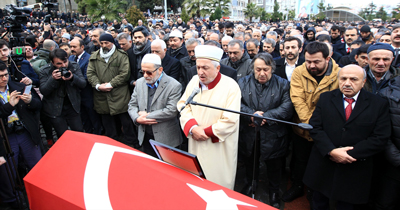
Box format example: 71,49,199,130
4,4,32,68
42,0,59,22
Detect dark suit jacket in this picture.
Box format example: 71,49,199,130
69,52,91,79
162,54,181,81
333,42,349,57
187,64,237,86
166,45,188,61
274,56,305,80
69,52,93,103
304,89,390,204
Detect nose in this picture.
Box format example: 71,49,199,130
377,59,385,66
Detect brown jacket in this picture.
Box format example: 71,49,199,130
290,59,340,140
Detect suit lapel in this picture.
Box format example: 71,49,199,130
331,89,346,121
151,76,167,106
346,89,369,124
141,80,148,110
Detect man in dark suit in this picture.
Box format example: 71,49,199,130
151,39,181,81
304,65,391,209
274,36,304,81
69,38,102,134
333,27,359,57
166,30,188,60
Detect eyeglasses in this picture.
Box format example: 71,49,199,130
0,73,9,79
140,68,159,75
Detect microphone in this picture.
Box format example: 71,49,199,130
180,87,200,112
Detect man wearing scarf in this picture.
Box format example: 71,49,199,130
87,33,139,148
166,30,188,61
127,26,151,89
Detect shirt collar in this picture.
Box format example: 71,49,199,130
198,72,221,90
0,85,9,94
284,58,298,65
146,72,164,89
343,90,360,102
77,51,85,61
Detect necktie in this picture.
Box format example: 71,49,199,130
344,98,355,121
74,56,78,63
346,47,350,53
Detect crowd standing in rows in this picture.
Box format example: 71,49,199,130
0,9,399,210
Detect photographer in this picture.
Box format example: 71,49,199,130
0,60,42,209
0,39,39,87
39,49,86,137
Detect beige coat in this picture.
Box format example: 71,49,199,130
290,59,340,140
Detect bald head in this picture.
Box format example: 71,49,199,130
43,40,56,51
210,33,219,42
338,64,366,98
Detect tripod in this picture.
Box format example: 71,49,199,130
0,120,29,210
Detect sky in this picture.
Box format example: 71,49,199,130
323,0,395,12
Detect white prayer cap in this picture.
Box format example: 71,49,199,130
194,45,223,62
142,53,161,65
169,30,183,39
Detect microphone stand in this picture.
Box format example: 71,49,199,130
0,120,29,210
189,101,312,199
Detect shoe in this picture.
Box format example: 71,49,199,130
269,192,281,209
47,139,54,147
240,183,256,197
281,185,304,202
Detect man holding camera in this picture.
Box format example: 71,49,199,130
39,49,86,137
0,60,42,209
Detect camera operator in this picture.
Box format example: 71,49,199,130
39,49,86,137
0,39,39,87
0,60,42,209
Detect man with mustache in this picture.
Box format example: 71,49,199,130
363,43,399,93
274,36,305,81
333,27,359,57
304,64,390,210
166,30,188,60
284,42,340,204
86,28,104,54
87,33,139,148
391,24,400,67
238,53,293,208
128,54,182,157
127,26,151,88
69,38,102,135
220,39,252,81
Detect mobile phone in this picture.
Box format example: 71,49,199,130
24,85,32,94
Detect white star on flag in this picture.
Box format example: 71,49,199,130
187,183,257,210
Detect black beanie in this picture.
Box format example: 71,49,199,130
99,33,115,44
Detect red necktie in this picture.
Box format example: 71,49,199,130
347,47,350,53
344,98,355,121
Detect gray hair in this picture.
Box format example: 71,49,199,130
93,28,105,36
43,39,56,50
263,38,276,48
152,39,167,50
253,29,261,35
247,38,260,47
211,60,220,68
117,32,131,41
221,36,233,42
228,39,244,50
185,38,201,46
251,53,276,73
267,31,277,39
233,32,245,40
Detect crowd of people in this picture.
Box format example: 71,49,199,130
0,7,399,210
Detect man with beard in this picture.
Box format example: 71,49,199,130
167,30,188,60
128,54,182,157
304,27,316,47
360,25,374,44
274,36,305,81
59,42,72,57
87,33,139,148
246,39,259,59
86,28,104,54
127,26,151,88
282,42,340,203
220,39,252,81
333,27,359,57
151,39,181,81
330,25,342,45
69,38,102,135
363,43,399,94
225,22,235,38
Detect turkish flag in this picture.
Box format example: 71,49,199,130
24,131,274,210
